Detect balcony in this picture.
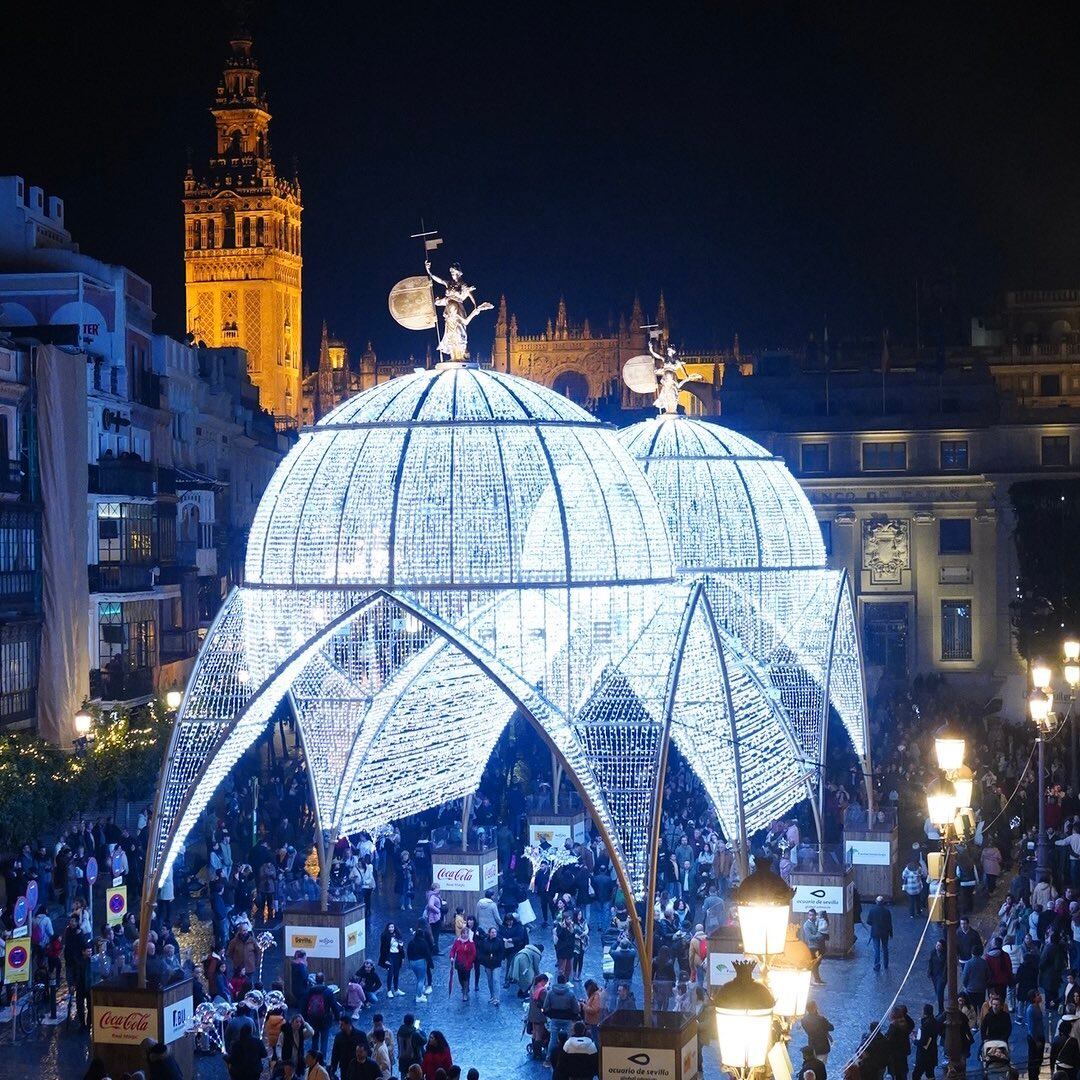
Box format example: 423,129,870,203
90,666,154,703
91,457,157,498
88,564,155,593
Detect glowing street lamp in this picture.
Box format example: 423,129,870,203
1028,688,1052,728
927,780,959,831
165,690,183,712
74,710,93,737
950,765,974,811
1065,638,1080,664
1031,661,1053,692
766,964,812,1026
734,857,795,959
934,729,966,773
714,960,776,1078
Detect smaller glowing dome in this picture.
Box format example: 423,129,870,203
619,415,826,572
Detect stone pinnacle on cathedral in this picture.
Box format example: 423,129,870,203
630,295,643,330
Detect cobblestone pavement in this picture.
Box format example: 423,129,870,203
2,879,972,1080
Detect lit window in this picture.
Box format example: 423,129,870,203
940,440,969,471
941,600,973,661
939,519,971,555
862,442,907,471
801,444,829,474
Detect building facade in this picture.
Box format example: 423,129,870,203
300,323,418,425
183,32,302,423
491,293,745,411
708,345,1080,698
0,176,288,741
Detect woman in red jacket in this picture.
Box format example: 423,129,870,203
448,927,477,1001
421,1030,453,1080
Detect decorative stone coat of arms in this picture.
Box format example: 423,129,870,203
862,518,910,585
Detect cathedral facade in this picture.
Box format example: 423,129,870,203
490,293,743,412
183,33,302,422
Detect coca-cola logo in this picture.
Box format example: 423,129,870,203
99,1010,151,1032
435,865,478,888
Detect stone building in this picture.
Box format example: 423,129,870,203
183,31,302,423
0,176,287,742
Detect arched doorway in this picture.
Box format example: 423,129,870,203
551,370,589,404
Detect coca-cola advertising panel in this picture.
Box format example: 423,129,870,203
481,859,498,892
433,862,481,891
93,1005,160,1046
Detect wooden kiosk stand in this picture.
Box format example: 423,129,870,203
844,807,901,903
282,899,366,991
429,844,500,926
789,850,856,957
600,1010,702,1080
91,974,194,1079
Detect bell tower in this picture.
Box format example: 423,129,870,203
183,30,302,422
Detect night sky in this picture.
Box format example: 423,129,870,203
7,3,1080,365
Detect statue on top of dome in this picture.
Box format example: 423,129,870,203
424,259,494,363
648,341,701,414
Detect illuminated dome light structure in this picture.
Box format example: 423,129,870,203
137,365,809,1002
619,415,874,840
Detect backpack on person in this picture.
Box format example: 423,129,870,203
305,988,327,1023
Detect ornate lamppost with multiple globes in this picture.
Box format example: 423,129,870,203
722,858,813,1072
927,726,973,1080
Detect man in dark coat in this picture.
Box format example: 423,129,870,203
867,896,893,973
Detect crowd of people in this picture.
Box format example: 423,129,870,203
9,674,1080,1080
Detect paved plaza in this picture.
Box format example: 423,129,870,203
2,879,1016,1080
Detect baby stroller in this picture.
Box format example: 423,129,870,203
980,1039,1016,1080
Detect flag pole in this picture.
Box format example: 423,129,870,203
411,219,443,366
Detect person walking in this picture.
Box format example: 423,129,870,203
1025,991,1046,1080
911,1005,939,1080
928,940,948,1013
801,1001,834,1064
379,922,405,998
902,862,925,918
476,926,505,1005
406,922,434,1003
448,926,477,1002
867,896,893,973
801,908,826,984
396,1014,426,1078
961,945,990,1011
302,973,340,1058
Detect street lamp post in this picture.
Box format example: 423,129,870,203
1065,638,1080,793
929,729,971,1080
1029,687,1053,881
714,960,777,1080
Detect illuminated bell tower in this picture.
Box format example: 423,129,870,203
183,31,302,421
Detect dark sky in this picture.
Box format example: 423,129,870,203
6,2,1080,365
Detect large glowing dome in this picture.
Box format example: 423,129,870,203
143,367,808,926
620,415,871,792
247,367,673,588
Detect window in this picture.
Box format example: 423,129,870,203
97,502,155,564
939,518,971,555
0,623,38,726
1042,435,1071,467
940,440,969,471
862,442,907,471
801,443,829,474
819,518,832,556
1040,373,1062,397
863,602,908,672
941,600,973,661
98,599,157,673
